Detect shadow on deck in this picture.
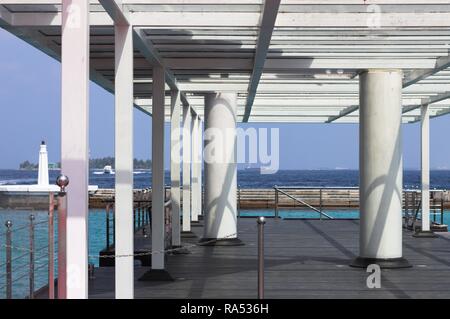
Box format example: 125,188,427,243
40,218,450,299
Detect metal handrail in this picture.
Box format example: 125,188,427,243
274,186,334,219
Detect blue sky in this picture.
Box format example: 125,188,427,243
0,28,449,170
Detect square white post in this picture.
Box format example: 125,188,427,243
114,21,134,298
170,90,182,247
421,104,431,232
61,0,90,299
197,119,203,218
182,104,192,232
191,114,200,222
151,66,166,269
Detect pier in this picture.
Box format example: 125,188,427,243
30,218,450,299
2,1,450,299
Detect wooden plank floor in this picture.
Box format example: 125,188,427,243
83,218,450,299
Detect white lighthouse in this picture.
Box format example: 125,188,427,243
37,141,49,186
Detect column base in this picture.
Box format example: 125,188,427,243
191,221,203,227
169,245,191,255
138,269,174,281
413,230,438,238
350,256,412,269
181,231,197,238
198,237,244,246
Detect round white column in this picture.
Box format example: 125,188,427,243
201,92,242,245
352,70,410,268
38,141,49,186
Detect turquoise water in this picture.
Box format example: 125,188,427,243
0,209,109,299
1,208,449,298
240,209,450,224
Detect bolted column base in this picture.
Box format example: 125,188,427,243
138,269,174,281
191,220,203,227
350,256,412,269
169,245,191,255
198,237,244,246
413,230,438,238
181,231,197,238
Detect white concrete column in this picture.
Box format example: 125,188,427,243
170,90,182,247
191,114,200,222
151,66,166,270
60,0,90,298
202,93,242,245
182,104,192,232
353,70,409,268
114,22,134,299
37,141,49,186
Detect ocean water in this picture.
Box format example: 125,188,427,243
1,169,450,298
1,168,450,189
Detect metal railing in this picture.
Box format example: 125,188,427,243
103,200,152,252
0,212,52,299
403,189,447,229
273,186,334,219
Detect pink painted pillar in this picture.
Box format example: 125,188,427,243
61,0,90,299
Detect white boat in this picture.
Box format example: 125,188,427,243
103,165,113,174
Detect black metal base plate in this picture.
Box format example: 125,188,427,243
99,249,151,267
181,231,197,238
198,237,245,246
138,269,174,281
191,221,203,227
350,256,412,269
169,245,191,255
413,230,438,238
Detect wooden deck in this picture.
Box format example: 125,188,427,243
82,218,450,299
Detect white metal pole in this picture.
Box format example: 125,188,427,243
416,104,437,237
114,21,134,299
170,90,182,247
61,0,90,298
182,104,192,232
353,70,409,268
197,118,203,218
191,114,199,222
202,93,241,245
151,65,166,270
421,104,430,231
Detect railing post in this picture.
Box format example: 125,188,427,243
319,188,323,220
56,174,69,299
48,193,55,299
274,187,279,218
29,214,35,299
106,203,110,249
441,194,444,225
237,185,241,218
257,216,265,299
5,220,12,299
112,205,116,246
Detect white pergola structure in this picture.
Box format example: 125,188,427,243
2,0,450,297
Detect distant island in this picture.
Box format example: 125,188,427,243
19,157,152,170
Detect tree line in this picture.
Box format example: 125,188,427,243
19,157,152,170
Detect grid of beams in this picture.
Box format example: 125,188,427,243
1,0,450,123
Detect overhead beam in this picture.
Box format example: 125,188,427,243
98,0,128,26
326,105,358,123
97,1,196,117
132,28,195,115
242,0,280,122
10,11,450,28
403,52,450,87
